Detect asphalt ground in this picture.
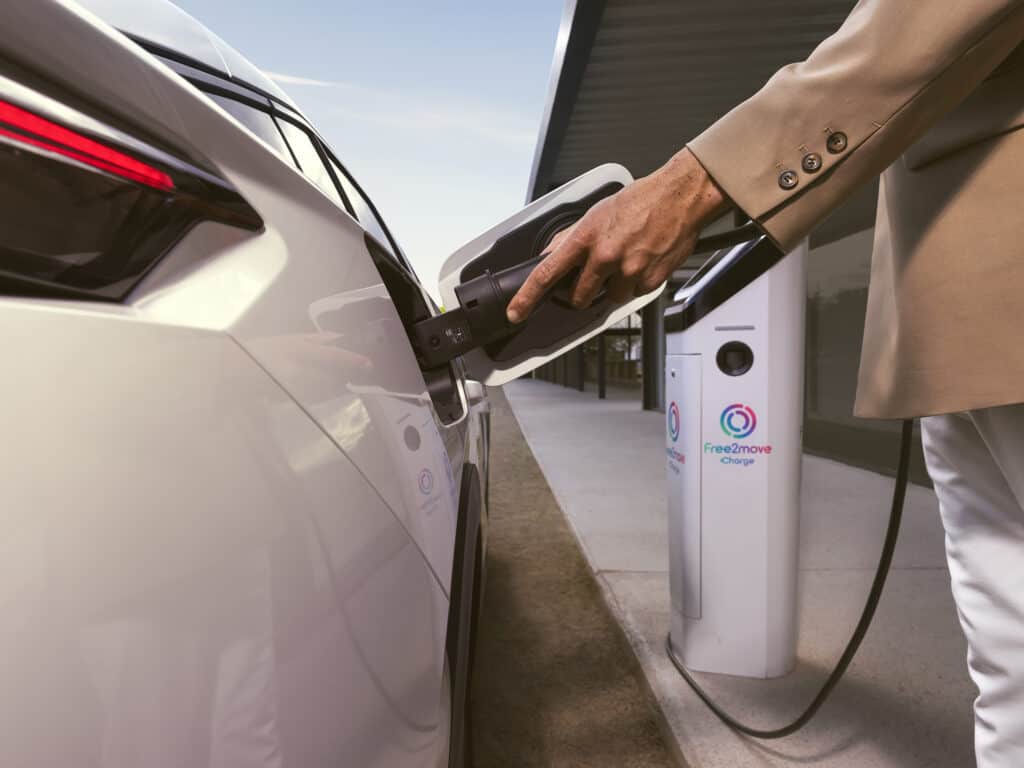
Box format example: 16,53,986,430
470,386,679,768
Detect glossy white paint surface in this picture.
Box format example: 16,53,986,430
80,0,466,594
0,305,448,767
131,122,464,596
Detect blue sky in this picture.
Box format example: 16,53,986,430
174,0,564,297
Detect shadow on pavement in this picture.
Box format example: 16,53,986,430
470,386,680,768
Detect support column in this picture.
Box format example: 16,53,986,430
642,291,666,411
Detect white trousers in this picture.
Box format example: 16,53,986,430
921,405,1024,768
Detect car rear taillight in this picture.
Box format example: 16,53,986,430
0,98,175,192
0,76,261,301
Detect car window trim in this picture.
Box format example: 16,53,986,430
318,145,411,271
194,82,274,114
175,69,275,108
132,34,305,117
260,111,395,253
271,112,357,216
193,85,301,170
147,53,422,294
136,36,442,322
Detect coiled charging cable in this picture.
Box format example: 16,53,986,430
665,419,914,739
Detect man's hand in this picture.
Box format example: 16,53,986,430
506,147,729,323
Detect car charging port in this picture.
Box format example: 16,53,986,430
413,255,550,368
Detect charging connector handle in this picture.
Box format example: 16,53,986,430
413,256,549,368
414,222,760,369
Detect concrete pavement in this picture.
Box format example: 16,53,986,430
503,377,976,768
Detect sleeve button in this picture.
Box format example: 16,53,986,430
826,132,848,153
801,152,823,173
778,169,799,190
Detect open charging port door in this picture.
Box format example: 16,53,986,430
423,164,664,385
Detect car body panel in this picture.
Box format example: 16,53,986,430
67,0,467,594
132,159,462,595
0,303,447,767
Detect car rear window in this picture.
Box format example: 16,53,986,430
206,93,296,168
274,117,344,206
329,159,397,256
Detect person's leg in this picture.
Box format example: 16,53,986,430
921,406,1024,768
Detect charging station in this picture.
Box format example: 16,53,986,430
431,165,909,733
664,237,807,679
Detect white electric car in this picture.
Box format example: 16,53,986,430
2,1,490,766
0,2,653,766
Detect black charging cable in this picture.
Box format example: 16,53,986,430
665,418,915,739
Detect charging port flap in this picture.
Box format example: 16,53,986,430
432,164,665,386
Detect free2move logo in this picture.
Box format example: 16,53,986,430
705,403,772,466
666,401,685,465
668,401,681,442
720,403,757,439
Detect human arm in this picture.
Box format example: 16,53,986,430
508,0,1024,323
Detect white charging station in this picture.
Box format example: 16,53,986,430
664,236,807,679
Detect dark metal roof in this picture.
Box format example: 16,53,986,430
529,0,876,245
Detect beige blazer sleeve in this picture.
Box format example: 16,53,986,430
687,0,1024,250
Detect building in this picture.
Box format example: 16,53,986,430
527,0,926,480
